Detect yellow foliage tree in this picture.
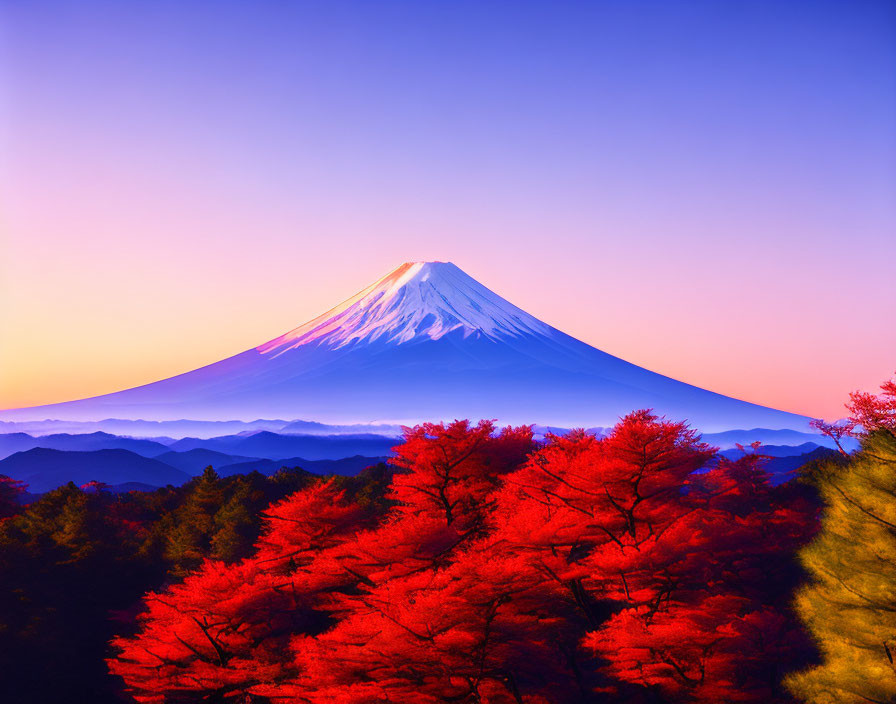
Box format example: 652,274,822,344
786,430,896,703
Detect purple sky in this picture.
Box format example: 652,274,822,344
1,0,894,419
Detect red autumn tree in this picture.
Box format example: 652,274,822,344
492,413,715,620
845,374,896,434
109,481,372,701
389,420,535,528
109,414,815,704
490,411,814,702
281,548,566,704
256,421,544,703
489,411,719,697
110,422,536,702
586,452,816,703
0,475,25,520
811,373,896,452
302,421,534,591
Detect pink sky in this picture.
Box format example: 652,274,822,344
1,1,894,421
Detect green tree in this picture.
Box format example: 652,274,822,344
786,430,896,703
0,482,159,702
210,476,263,562
163,466,225,574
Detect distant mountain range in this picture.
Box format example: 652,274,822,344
0,427,397,493
0,430,398,462
165,431,397,460
0,431,171,460
701,427,857,450
0,448,191,494
722,445,839,485
717,442,825,460
213,455,388,478
0,418,404,440
0,423,846,494
153,448,263,473
0,444,389,494
0,262,812,431
0,422,852,463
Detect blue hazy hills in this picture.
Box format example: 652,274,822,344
0,423,847,495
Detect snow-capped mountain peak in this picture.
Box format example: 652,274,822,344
0,260,810,432
257,261,552,355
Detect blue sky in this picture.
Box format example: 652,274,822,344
1,0,894,417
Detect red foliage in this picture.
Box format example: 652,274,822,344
846,374,896,434
389,420,536,528
0,475,25,520
811,374,896,451
109,481,371,701
586,453,816,702
109,414,814,703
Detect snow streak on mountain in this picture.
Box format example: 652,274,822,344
0,262,808,430
259,262,553,352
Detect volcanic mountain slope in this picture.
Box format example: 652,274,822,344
0,262,809,431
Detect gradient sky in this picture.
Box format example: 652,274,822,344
1,0,894,420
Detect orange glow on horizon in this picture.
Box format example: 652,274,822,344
1,1,893,422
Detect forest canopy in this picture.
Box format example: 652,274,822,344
2,376,894,703
107,413,817,703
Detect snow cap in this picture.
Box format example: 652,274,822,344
258,261,551,354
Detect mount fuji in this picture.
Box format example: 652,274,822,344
1,262,808,431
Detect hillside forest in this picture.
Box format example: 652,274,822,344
0,378,893,704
